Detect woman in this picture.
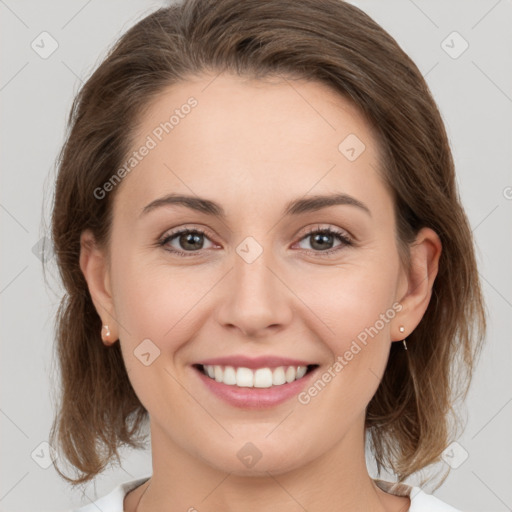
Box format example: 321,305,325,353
49,0,486,510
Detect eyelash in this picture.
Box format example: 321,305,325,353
157,225,353,258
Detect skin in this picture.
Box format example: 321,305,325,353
80,73,441,512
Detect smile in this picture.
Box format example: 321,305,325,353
195,364,318,388
192,356,321,408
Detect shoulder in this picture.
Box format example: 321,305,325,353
409,487,462,512
374,479,462,512
68,475,461,512
68,476,151,512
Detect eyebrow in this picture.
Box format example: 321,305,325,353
139,192,371,219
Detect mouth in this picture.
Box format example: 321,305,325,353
192,363,319,388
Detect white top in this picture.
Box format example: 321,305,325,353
70,475,461,511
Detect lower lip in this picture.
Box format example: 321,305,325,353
193,366,319,409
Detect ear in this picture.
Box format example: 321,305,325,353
79,229,118,345
393,227,442,341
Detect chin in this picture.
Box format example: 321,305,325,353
197,440,313,477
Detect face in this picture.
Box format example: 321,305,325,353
85,73,415,476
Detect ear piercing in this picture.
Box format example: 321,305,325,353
399,325,407,350
101,324,111,343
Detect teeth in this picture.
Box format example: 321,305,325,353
254,368,272,388
296,366,308,379
236,367,254,387
223,366,237,385
201,365,310,387
272,366,286,385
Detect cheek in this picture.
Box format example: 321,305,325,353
111,250,220,363
292,258,400,406
110,259,202,409
300,263,398,348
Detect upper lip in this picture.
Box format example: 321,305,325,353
194,355,317,369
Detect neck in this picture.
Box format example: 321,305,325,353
128,416,409,512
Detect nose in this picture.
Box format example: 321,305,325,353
215,244,293,338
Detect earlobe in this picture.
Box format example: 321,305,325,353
394,227,442,341
79,229,118,344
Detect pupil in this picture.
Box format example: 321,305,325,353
311,233,332,250
181,232,203,250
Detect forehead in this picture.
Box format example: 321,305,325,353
113,72,390,221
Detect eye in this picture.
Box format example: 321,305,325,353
157,224,353,258
158,227,216,256
295,225,353,256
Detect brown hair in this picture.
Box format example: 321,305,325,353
48,0,486,489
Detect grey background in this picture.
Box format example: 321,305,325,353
1,0,511,510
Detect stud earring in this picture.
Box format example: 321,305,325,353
101,325,111,343
399,325,407,350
